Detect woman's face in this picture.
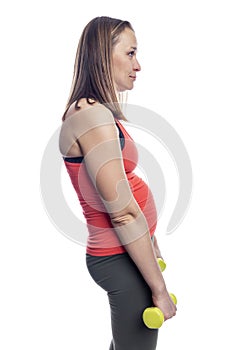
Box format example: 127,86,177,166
112,28,141,92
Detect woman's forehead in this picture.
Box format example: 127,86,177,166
115,28,138,50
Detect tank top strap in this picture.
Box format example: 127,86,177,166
114,119,134,141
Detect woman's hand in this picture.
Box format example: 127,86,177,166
152,290,177,321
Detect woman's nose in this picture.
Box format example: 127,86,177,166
133,58,141,72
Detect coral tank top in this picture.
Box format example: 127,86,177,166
63,118,157,256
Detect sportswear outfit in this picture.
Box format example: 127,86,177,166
63,117,158,349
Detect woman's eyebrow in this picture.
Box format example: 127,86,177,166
130,46,137,50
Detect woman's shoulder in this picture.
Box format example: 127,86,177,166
59,100,115,156
65,99,112,119
64,99,115,130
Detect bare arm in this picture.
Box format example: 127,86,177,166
63,104,176,319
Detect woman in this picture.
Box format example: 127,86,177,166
59,16,176,350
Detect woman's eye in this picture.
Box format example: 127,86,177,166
128,51,135,58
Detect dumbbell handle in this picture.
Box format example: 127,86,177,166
143,293,177,329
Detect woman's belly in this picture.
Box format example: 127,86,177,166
85,172,157,254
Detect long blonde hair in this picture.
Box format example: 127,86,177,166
62,16,134,121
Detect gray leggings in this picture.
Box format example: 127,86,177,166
86,252,158,350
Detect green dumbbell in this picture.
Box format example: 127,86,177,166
157,258,166,272
142,259,177,329
143,293,177,329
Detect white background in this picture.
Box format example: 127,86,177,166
1,0,233,349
